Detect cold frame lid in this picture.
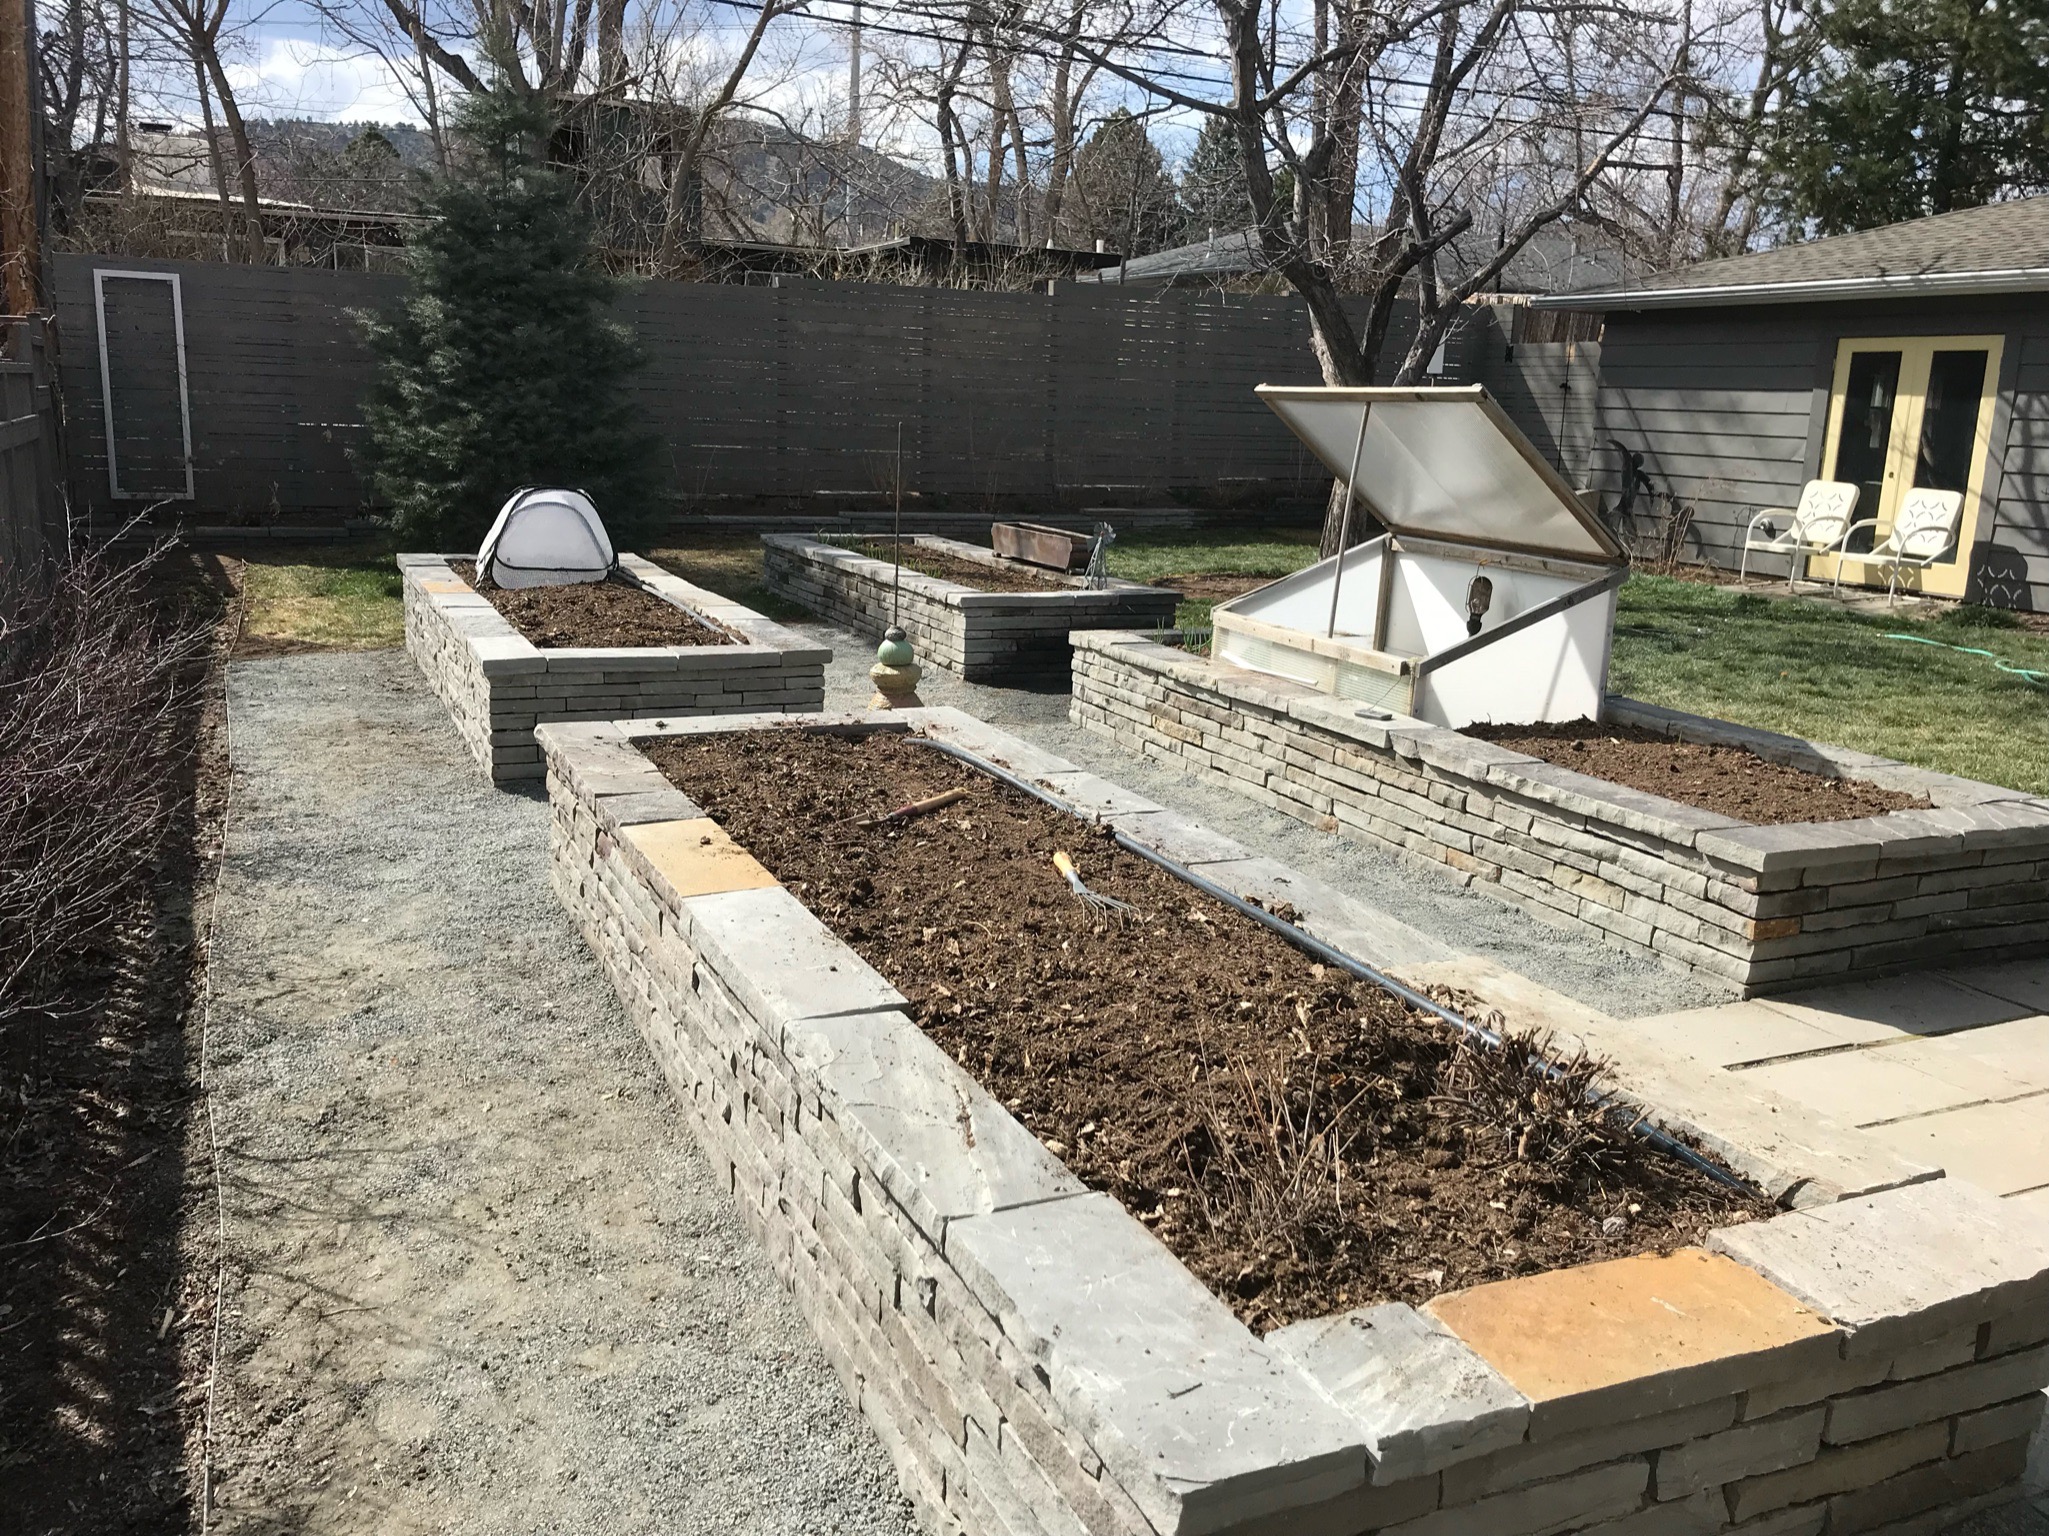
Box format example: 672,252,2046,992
1256,384,1625,564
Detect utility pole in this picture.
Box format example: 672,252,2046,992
846,0,862,146
0,0,43,314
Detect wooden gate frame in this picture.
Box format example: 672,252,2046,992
93,268,194,501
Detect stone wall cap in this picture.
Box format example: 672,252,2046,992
1267,1302,1530,1484
1707,1178,2049,1358
946,1192,1368,1534
680,883,908,1037
785,1009,1087,1249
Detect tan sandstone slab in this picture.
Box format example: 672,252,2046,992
1624,1003,1882,1069
1946,958,2049,1016
1755,973,2030,1038
1424,1248,1840,1438
621,817,780,899
1739,1048,2033,1129
1919,1016,2049,1092
1865,1093,2049,1198
420,577,471,595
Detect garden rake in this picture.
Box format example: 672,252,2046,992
1052,851,1137,917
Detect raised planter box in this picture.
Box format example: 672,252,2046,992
762,533,1178,681
1069,629,2049,995
400,552,828,782
540,705,2049,1536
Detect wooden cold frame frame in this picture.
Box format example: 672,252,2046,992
1810,333,2004,599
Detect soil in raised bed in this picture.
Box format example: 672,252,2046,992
842,540,1077,594
450,562,735,648
1467,719,1930,825
647,729,1770,1329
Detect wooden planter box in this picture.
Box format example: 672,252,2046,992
991,521,1092,571
761,533,1178,682
1069,630,2049,994
541,705,2049,1536
400,552,828,782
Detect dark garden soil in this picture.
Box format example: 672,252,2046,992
647,729,1769,1330
452,561,735,648
1468,720,1930,826
844,540,1076,594
1154,572,1279,603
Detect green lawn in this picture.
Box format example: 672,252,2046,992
1611,574,2049,794
1103,524,1322,630
237,540,405,651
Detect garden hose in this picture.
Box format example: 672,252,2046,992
1881,632,2049,688
902,734,1757,1197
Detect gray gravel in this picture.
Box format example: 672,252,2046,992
801,622,1726,1022
204,649,918,1536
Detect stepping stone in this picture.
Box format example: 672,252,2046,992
1740,1047,2034,1128
1866,1092,2049,1197
1756,972,2031,1038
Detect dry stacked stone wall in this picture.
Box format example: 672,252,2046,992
761,534,1178,681
1069,631,2049,994
400,552,828,781
541,707,2049,1536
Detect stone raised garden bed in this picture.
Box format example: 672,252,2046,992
400,551,827,782
540,704,2049,1536
762,533,1179,682
1071,630,2049,995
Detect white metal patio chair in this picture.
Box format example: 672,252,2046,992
1739,480,1860,588
1835,488,1965,606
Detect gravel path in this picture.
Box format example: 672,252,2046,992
801,623,1725,1021
204,649,917,1536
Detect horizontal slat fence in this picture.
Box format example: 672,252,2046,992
52,254,1494,522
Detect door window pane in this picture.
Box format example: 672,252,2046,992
1833,350,1901,552
1915,349,1990,493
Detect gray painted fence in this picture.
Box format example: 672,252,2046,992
0,318,66,610
55,255,1512,522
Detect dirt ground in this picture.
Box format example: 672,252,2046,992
1470,719,1931,825
650,729,1766,1332
843,540,1073,593
450,562,733,648
192,650,914,1535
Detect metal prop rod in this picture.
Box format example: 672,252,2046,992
1326,403,1372,639
892,420,904,629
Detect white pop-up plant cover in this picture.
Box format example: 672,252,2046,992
475,487,615,588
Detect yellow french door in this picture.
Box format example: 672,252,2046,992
1811,334,2003,598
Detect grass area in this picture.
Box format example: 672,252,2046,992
237,540,405,652
645,534,811,622
1611,574,2049,794
1103,524,1322,629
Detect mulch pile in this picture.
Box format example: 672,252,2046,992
451,562,734,648
648,730,1768,1329
1468,720,1929,826
843,541,1074,594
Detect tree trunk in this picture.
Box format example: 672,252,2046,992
200,41,267,263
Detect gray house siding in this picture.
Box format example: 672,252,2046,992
1587,294,2049,610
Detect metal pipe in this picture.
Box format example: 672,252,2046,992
902,732,1755,1195
1325,403,1371,639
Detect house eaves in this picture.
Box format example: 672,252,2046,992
1531,266,2049,310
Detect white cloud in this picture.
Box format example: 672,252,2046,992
225,34,430,124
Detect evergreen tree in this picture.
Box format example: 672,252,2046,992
1756,0,2049,234
357,85,661,549
1177,115,1255,240
1067,109,1182,255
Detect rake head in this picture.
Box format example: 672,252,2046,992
1053,850,1137,917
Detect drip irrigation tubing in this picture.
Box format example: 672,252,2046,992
1882,632,2049,688
901,733,1755,1195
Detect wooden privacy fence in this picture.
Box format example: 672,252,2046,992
49,254,1497,522
0,317,66,609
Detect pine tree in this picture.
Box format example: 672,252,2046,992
1067,109,1182,255
1177,116,1254,240
357,84,661,550
1756,0,2049,234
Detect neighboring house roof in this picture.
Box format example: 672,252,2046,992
1533,195,2049,309
1075,222,1632,294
